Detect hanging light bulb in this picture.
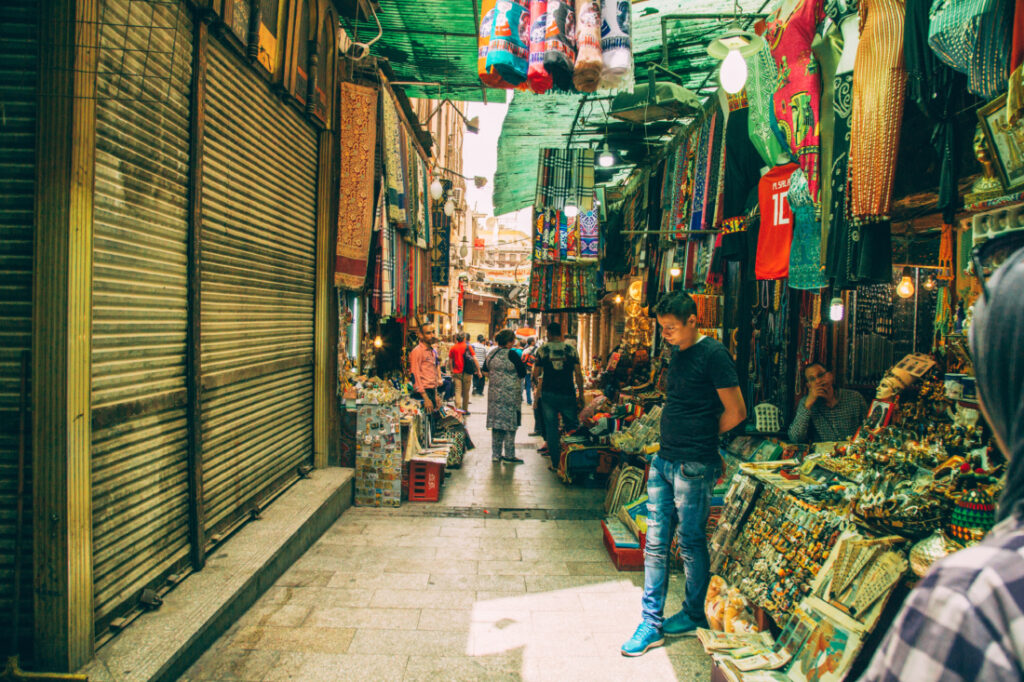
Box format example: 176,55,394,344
829,296,844,322
896,268,915,299
564,203,579,219
444,198,455,217
429,178,444,201
373,335,383,348
670,265,682,278
614,294,623,304
720,49,748,94
923,273,937,290
598,141,614,168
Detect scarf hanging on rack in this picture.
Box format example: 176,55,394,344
335,82,378,289
671,128,698,238
689,111,716,232
419,164,431,250
579,209,599,260
572,148,595,210
431,207,451,286
573,0,603,92
487,0,531,86
543,0,577,91
535,148,573,210
382,97,407,227
370,196,383,315
528,0,554,93
381,196,395,317
600,0,632,88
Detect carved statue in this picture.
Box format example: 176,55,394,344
971,124,1004,198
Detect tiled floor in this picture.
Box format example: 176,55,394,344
181,394,711,681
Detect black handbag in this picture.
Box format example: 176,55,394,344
463,346,479,375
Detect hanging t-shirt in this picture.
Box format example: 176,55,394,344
755,163,798,280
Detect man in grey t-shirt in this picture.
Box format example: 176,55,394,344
471,335,489,395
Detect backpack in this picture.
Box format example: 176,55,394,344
462,345,479,375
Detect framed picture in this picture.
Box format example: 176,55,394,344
866,400,894,430
978,95,1024,192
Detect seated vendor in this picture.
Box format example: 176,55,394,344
787,363,867,442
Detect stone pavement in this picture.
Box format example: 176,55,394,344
181,391,711,681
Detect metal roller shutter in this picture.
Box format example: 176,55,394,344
0,0,37,657
91,0,193,629
201,38,316,536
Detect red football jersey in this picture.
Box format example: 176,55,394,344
755,163,798,280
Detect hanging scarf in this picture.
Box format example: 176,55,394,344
600,0,632,88
573,0,602,92
335,82,378,289
579,208,599,260
543,0,576,91
381,197,395,317
689,111,716,232
479,0,516,88
527,1,554,93
382,97,407,227
486,0,531,86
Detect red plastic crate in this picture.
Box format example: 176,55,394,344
601,520,644,571
408,459,445,502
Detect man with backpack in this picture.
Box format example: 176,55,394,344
448,333,481,413
532,323,584,471
471,335,489,395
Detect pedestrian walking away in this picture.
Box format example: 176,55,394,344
531,322,584,472
471,335,489,395
622,291,747,657
485,329,528,464
448,333,480,413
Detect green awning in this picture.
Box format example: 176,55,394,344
350,1,501,102
492,0,771,215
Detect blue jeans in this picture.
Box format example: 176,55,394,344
540,392,578,468
524,374,533,404
641,455,718,629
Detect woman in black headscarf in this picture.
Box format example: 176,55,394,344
859,236,1024,682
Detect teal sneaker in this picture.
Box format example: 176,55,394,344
621,622,664,657
663,610,707,637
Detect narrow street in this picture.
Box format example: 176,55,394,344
181,402,710,681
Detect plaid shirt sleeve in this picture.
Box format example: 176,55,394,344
858,524,1024,682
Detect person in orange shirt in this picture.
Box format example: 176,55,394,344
448,333,482,413
409,323,442,420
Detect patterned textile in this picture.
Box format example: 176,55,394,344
572,148,595,210
928,0,1014,99
479,0,515,88
573,0,602,92
487,0,531,86
486,347,525,431
543,0,576,91
528,263,599,311
786,169,827,289
746,38,789,167
689,111,716,232
850,0,907,224
764,0,826,205
859,512,1024,682
579,209,599,260
1010,0,1023,124
535,148,573,209
336,82,378,289
382,96,407,227
431,208,451,286
381,194,395,317
527,1,553,93
600,0,632,88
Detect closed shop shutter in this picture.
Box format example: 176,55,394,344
90,0,194,630
0,0,37,656
201,38,316,536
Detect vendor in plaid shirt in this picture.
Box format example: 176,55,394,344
787,362,867,442
859,237,1024,682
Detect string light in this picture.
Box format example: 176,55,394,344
670,265,682,278
373,335,383,348
829,296,844,321
564,203,579,219
896,268,915,299
614,294,623,304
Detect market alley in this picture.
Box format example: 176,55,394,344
180,408,710,681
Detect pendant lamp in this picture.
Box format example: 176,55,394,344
707,24,764,94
